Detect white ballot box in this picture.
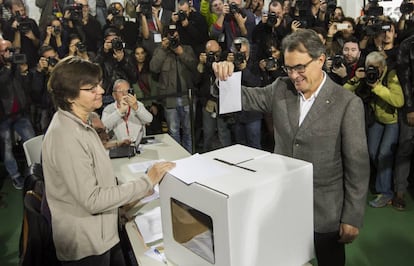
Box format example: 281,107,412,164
159,145,314,266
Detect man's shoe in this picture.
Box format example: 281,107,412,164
369,194,392,208
12,176,24,190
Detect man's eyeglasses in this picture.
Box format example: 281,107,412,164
282,58,315,74
80,83,103,93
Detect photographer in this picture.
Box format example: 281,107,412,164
94,27,137,105
103,2,140,52
326,37,364,85
258,41,285,86
0,39,35,189
63,0,102,54
30,45,60,134
2,0,40,68
197,39,232,152
172,0,209,57
252,0,290,61
141,0,173,56
211,0,255,51
67,33,93,60
227,37,262,149
326,17,356,56
149,24,198,152
344,51,403,208
102,79,153,143
397,0,414,41
40,16,69,59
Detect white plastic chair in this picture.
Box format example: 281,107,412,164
23,135,44,167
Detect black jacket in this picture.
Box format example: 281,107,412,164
397,34,414,112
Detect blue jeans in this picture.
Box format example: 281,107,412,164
165,105,192,153
0,115,35,178
202,108,232,152
367,121,399,197
232,119,262,149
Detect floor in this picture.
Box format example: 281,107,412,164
1,170,414,266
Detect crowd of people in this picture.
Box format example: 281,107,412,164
1,0,414,263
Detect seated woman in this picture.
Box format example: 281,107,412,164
42,56,175,264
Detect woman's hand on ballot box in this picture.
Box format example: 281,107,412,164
147,162,176,186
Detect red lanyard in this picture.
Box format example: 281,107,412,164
118,105,131,136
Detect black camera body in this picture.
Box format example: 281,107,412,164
332,55,345,69
139,0,153,18
168,35,180,49
76,41,87,53
233,39,245,66
365,65,380,84
52,25,61,35
13,53,27,64
363,18,390,36
108,5,121,16
66,3,83,21
229,2,240,14
111,38,124,51
128,88,134,95
177,10,187,22
267,12,278,27
47,57,59,67
15,11,32,34
265,57,278,71
400,2,414,14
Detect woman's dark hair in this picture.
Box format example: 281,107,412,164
47,56,102,111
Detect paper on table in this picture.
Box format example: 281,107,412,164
168,154,229,184
135,206,163,244
128,159,164,173
218,71,242,114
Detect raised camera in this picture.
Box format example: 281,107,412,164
18,21,32,34
139,0,152,18
177,10,187,22
265,57,278,70
365,65,380,84
229,2,240,14
332,55,345,69
52,25,61,35
111,38,124,51
267,12,278,26
65,3,83,21
400,2,414,14
47,57,59,67
128,88,134,95
76,41,87,53
13,53,27,64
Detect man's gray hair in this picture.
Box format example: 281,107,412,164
365,51,386,69
282,29,326,59
112,79,130,92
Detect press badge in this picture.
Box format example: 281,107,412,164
154,33,162,43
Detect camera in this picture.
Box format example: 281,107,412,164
267,12,278,26
139,0,152,18
128,88,134,95
12,53,27,64
167,24,179,49
366,0,383,17
111,38,124,51
400,2,414,14
265,57,278,71
365,65,380,84
76,41,87,53
363,18,390,36
46,57,59,67
177,10,187,22
15,11,32,34
332,55,345,69
229,2,240,14
206,51,220,70
108,5,121,16
232,39,246,66
52,25,61,35
65,3,83,21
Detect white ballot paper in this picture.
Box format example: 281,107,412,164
135,207,163,244
219,71,242,114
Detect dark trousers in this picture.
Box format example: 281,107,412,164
314,231,345,266
62,243,126,266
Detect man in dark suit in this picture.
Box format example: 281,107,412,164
213,29,370,266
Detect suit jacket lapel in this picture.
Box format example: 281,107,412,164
299,78,335,132
285,82,300,135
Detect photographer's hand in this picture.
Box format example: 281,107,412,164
161,37,169,49
355,67,365,80
124,94,138,111
291,20,300,32
259,59,266,72
332,64,347,78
